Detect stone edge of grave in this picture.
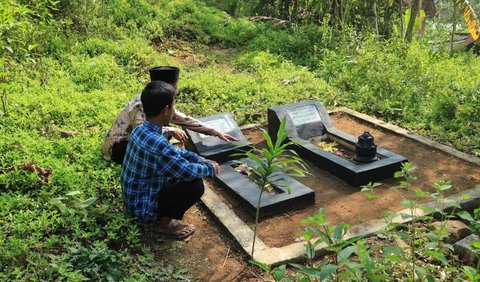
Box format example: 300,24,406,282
199,108,480,266
332,107,480,166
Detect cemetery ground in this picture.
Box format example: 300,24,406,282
2,43,479,280
146,110,479,280
4,1,480,280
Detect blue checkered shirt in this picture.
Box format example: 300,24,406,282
121,120,214,223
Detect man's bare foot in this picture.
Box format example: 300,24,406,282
153,217,195,240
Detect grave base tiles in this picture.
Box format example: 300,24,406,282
268,100,407,186
215,159,315,219
185,113,252,163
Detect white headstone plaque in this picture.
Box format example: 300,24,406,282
185,112,252,162
199,118,233,138
287,105,322,126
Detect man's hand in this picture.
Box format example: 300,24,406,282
171,128,188,143
203,159,220,175
217,132,239,142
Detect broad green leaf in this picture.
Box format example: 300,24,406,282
78,197,97,208
315,231,332,245
461,266,478,280
337,245,355,261
272,264,287,281
305,242,315,259
302,228,314,241
431,252,449,265
249,259,270,272
342,260,364,270
401,199,415,209
49,197,65,204
471,240,480,250
393,171,403,178
319,264,338,281
424,242,438,250
396,231,409,240
457,210,474,222
297,267,323,278
415,266,427,277
415,188,429,198
262,130,274,150
360,187,372,192
332,223,346,241
382,246,404,256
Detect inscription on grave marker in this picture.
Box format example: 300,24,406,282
287,105,322,126
199,118,234,138
185,113,252,163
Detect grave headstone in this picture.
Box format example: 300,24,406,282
216,159,315,219
185,113,252,163
268,100,333,141
268,100,408,186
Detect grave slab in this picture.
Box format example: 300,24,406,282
268,100,408,186
215,159,315,219
185,113,252,163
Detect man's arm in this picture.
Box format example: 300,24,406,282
174,146,204,163
160,144,216,180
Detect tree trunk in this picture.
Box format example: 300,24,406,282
280,0,291,20
292,0,298,23
330,0,343,29
405,0,422,42
450,1,458,56
400,0,405,37
374,0,379,37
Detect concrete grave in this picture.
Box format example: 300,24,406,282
199,107,480,265
215,159,315,219
185,113,252,163
268,100,408,186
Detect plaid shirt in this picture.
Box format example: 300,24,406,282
121,120,215,223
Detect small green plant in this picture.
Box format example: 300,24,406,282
254,163,475,281
48,190,97,220
236,117,308,257
293,208,396,281
462,265,480,282
50,242,126,281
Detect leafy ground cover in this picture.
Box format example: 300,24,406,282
1,0,479,280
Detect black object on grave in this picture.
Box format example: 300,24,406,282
353,132,378,163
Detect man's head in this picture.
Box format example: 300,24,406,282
141,81,177,124
149,66,180,90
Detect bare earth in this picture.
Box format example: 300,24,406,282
145,112,480,281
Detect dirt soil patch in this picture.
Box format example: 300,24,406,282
142,203,266,281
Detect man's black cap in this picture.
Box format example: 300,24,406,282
149,66,180,84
